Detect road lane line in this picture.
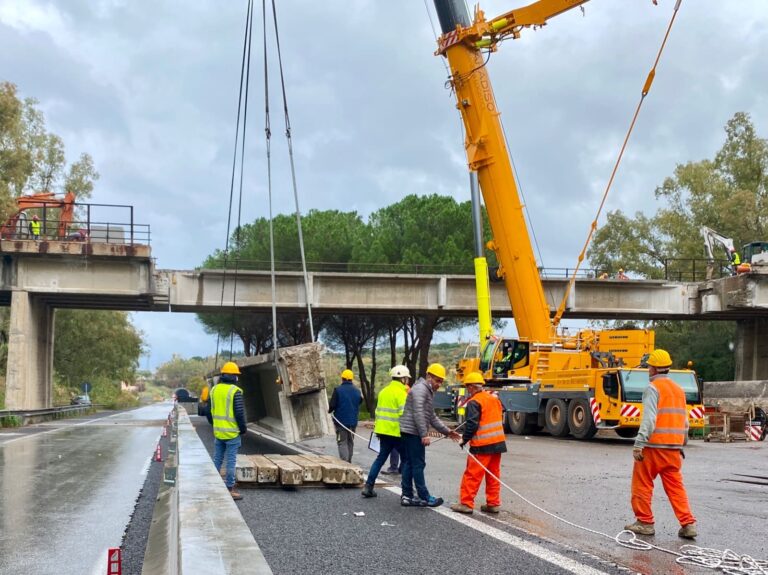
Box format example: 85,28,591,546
384,486,611,575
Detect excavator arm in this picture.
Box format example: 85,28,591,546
1,191,76,239
700,225,735,263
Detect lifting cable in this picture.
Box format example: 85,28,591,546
214,0,254,371
552,0,683,329
331,416,766,574
264,0,316,344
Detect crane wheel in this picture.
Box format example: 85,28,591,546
544,399,570,437
507,411,537,435
567,399,598,440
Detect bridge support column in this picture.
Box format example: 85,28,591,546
735,318,768,381
5,291,55,410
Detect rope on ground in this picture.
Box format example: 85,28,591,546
463,449,767,574
333,416,765,573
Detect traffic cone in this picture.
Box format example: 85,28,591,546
154,443,163,462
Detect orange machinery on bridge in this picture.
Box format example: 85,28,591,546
0,191,76,240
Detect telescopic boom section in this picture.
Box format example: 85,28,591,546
432,0,587,343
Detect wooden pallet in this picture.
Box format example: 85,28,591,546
235,453,364,487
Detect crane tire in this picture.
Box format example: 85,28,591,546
545,399,570,437
507,411,536,435
567,399,598,440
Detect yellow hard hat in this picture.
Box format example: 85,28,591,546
221,361,241,375
426,363,446,380
341,369,354,381
647,349,672,368
462,372,484,386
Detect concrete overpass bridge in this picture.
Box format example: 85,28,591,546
2,242,767,409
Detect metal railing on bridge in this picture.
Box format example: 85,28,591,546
204,259,601,278
663,258,733,282
4,200,151,245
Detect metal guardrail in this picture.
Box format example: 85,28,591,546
6,200,151,245
202,259,601,278
663,258,733,282
0,404,98,424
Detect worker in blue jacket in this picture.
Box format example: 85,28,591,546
328,369,362,462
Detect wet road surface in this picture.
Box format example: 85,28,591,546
0,403,172,575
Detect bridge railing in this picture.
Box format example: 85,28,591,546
8,200,150,245
205,259,600,278
663,258,732,282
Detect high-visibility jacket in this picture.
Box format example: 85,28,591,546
374,380,408,437
210,383,242,440
731,252,741,266
29,220,41,236
648,376,687,448
468,391,505,448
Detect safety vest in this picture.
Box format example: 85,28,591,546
30,220,41,236
648,376,687,448
374,380,408,437
469,390,505,448
732,252,741,266
210,383,242,440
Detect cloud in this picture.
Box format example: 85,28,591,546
2,0,767,367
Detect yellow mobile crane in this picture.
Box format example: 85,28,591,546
432,0,704,439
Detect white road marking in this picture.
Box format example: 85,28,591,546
384,486,611,575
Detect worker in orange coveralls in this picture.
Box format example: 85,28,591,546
625,348,697,539
450,372,507,514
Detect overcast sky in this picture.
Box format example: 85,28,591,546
2,1,767,369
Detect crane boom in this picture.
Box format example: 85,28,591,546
433,0,587,343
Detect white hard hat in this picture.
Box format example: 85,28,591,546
390,365,411,379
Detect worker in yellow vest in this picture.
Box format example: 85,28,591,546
29,215,41,240
450,372,507,514
206,361,247,500
625,349,697,539
361,365,411,498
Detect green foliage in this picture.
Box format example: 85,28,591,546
589,112,768,279
153,354,217,389
0,81,99,209
587,112,765,381
653,320,735,382
54,310,144,388
0,415,21,428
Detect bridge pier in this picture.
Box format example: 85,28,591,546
5,291,55,410
735,317,768,381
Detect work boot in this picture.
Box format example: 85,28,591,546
361,484,377,498
624,521,655,536
480,504,500,514
678,523,698,539
229,487,242,501
450,503,473,514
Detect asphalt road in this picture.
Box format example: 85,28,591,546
0,403,171,575
193,417,627,575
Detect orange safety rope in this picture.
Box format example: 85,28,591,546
552,0,683,329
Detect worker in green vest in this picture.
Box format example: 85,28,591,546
206,361,247,500
29,215,41,240
361,365,411,498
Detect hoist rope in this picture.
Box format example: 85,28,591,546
214,0,254,371
332,415,765,574
552,0,683,329
262,0,279,356
267,0,316,342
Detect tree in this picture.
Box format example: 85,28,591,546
587,113,767,381
0,82,99,205
54,310,144,389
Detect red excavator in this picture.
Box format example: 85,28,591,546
0,191,76,239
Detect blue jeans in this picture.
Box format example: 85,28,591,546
400,433,430,500
365,434,400,487
388,447,400,471
214,435,241,489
